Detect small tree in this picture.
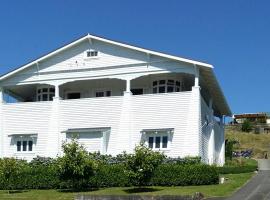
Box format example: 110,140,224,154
225,139,238,161
57,139,97,189
124,144,165,186
241,120,252,132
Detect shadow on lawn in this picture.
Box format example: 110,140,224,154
124,187,163,194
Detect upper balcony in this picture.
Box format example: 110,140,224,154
3,72,196,103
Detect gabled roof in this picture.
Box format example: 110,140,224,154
0,33,231,116
0,33,212,81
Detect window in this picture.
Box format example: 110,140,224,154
86,50,98,58
148,137,154,148
95,90,111,97
16,138,34,152
67,92,81,99
146,133,170,150
152,79,181,94
16,141,21,152
37,86,55,101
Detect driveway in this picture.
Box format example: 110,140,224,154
225,170,270,200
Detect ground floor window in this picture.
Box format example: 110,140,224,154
10,135,37,153
148,135,168,149
16,140,33,152
141,129,174,150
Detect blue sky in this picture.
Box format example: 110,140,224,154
0,0,269,114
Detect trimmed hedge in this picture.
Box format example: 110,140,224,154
0,157,219,189
89,164,130,188
151,164,219,186
217,165,257,174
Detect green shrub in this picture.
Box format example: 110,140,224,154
241,120,253,132
164,156,201,164
225,139,238,160
27,157,59,189
124,145,165,186
0,158,29,190
151,164,219,186
217,165,257,174
89,164,129,187
57,139,97,189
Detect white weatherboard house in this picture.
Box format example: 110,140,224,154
0,34,231,166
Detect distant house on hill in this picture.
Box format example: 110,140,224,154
232,112,270,133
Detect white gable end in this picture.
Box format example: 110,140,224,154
1,40,195,86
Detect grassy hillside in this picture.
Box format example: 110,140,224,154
226,127,270,158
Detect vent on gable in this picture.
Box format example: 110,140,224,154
85,50,98,58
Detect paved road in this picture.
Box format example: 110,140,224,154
225,171,270,200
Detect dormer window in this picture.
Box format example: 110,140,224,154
86,50,98,58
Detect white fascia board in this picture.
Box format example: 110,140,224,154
0,35,89,81
88,34,213,68
0,34,213,81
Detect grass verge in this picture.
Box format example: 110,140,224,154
0,172,254,200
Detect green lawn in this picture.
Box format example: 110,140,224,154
0,173,254,200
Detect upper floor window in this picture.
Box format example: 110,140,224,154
95,90,111,97
86,50,98,58
37,86,55,101
153,79,181,94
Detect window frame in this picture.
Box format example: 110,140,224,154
14,136,36,153
152,79,182,94
142,129,173,151
95,89,112,98
37,86,55,101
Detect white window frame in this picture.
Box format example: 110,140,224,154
141,129,174,151
36,86,55,101
152,79,182,94
11,135,37,154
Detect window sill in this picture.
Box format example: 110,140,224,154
151,148,170,152
14,152,35,155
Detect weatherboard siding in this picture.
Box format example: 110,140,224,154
2,101,52,159
1,92,195,159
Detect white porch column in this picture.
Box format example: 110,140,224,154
194,65,200,87
47,83,61,157
0,87,4,104
53,84,60,100
118,78,133,154
185,65,201,157
124,79,132,96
